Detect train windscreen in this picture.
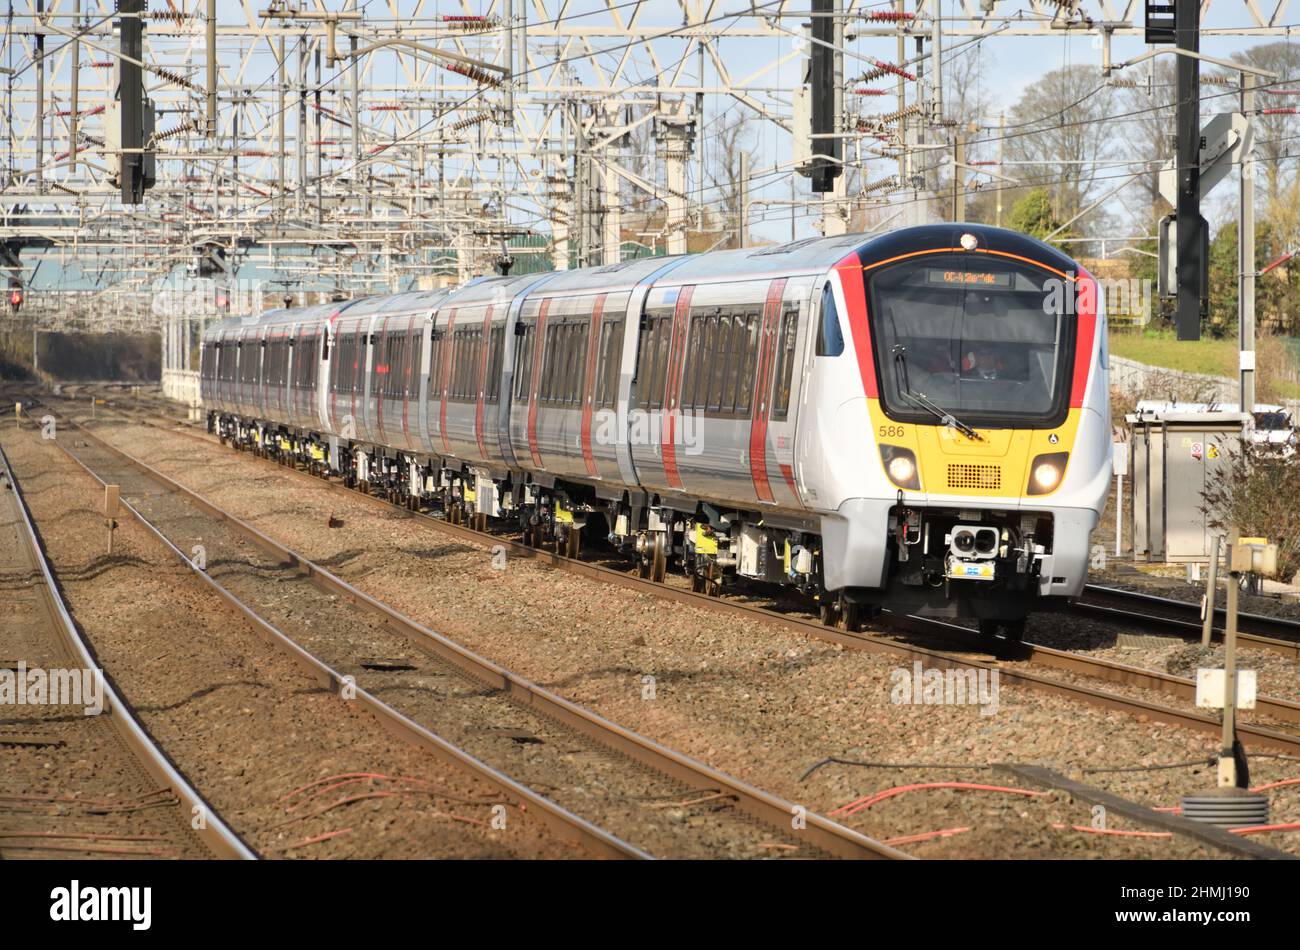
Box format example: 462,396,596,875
865,254,1075,428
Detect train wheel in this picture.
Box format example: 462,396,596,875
818,599,836,626
650,533,668,583
1002,619,1026,643
690,573,705,594
837,598,862,633
565,526,581,559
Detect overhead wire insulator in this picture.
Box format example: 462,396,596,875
1261,107,1298,115
862,175,900,195
867,59,915,82
876,103,922,124
152,65,201,93
449,108,493,132
853,88,888,96
444,62,502,87
441,15,500,33
862,11,915,21
54,105,105,117
147,9,194,23
370,104,404,112
151,117,195,143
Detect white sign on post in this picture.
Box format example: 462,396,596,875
1195,668,1257,710
1112,445,1128,477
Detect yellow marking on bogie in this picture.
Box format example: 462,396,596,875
693,523,718,556
554,500,574,525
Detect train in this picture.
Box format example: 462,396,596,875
200,223,1111,639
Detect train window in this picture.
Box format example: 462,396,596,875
297,334,316,388
569,323,589,406
335,335,351,392
514,323,534,401
701,315,724,412
378,333,397,399
817,283,844,357
635,311,672,410
595,319,622,408
866,253,1073,426
772,307,799,420
487,326,505,400
734,312,760,414
429,329,445,395
722,312,747,415
347,335,360,393
681,312,707,411
452,328,483,400
540,323,559,403
409,325,423,387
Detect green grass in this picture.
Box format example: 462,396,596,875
1108,330,1237,378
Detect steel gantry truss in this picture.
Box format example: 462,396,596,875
0,0,1296,334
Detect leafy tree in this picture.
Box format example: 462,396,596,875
1007,189,1067,241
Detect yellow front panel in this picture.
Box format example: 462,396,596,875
868,399,1083,498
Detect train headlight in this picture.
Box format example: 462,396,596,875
880,444,920,490
1027,452,1069,495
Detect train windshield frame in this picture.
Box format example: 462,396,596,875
864,253,1076,430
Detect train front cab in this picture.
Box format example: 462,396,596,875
805,225,1111,635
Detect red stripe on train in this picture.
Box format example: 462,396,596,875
1071,269,1097,408
834,255,879,400
580,294,607,477
748,278,788,504
660,286,694,490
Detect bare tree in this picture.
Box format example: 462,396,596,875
1119,59,1177,220
1238,42,1300,208
1003,65,1115,233
705,112,755,248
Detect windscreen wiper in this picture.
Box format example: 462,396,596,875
892,345,984,442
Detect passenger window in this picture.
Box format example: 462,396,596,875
816,282,844,357
773,307,800,420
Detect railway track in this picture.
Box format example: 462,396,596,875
31,406,903,860
64,393,1300,759
0,440,253,860
1075,585,1300,660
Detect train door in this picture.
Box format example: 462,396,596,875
749,279,808,510
416,309,438,457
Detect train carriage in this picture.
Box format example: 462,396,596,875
201,224,1110,635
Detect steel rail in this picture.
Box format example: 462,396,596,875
0,439,257,860
1078,584,1300,659
71,399,1300,755
43,409,907,861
